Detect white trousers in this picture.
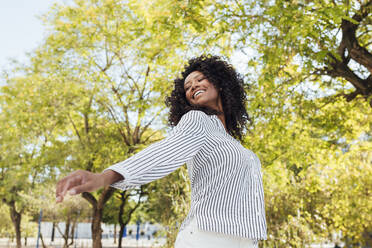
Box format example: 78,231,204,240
174,217,258,248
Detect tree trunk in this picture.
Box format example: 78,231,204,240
63,218,71,248
55,217,71,248
118,191,128,248
68,221,77,247
9,201,22,248
82,187,115,248
51,222,55,242
92,208,103,248
40,233,47,248
114,224,117,244
117,187,145,248
118,224,124,248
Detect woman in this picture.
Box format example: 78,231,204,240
55,55,267,248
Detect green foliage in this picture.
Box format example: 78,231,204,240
0,205,13,237
248,96,372,247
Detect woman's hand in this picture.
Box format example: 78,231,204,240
55,169,123,203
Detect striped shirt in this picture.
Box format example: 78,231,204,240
105,110,267,241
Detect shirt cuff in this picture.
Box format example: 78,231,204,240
102,164,133,189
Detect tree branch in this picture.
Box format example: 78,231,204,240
82,192,97,208
97,99,130,146
67,113,84,146
339,1,372,74
325,52,370,94
98,186,116,207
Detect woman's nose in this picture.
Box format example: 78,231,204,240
190,82,199,91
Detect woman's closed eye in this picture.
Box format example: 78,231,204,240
185,77,206,91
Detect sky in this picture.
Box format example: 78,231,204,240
0,0,63,71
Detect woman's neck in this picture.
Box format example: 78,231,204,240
217,114,228,133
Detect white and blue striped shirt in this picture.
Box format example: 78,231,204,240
106,110,267,241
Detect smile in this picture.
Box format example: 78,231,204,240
193,90,205,99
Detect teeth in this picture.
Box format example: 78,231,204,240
194,90,205,98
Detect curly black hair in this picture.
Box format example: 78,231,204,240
165,55,251,142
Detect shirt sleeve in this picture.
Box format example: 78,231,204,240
103,110,208,191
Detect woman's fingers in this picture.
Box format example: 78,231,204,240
56,171,86,203
62,175,82,196
69,179,97,195
56,177,69,202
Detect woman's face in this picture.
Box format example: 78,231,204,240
184,71,223,112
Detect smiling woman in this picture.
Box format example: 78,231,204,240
55,55,266,248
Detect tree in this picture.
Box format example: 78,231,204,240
211,0,371,106
250,95,372,247
0,205,37,247
102,186,147,248
0,70,68,248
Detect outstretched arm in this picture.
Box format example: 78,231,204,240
55,110,208,202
